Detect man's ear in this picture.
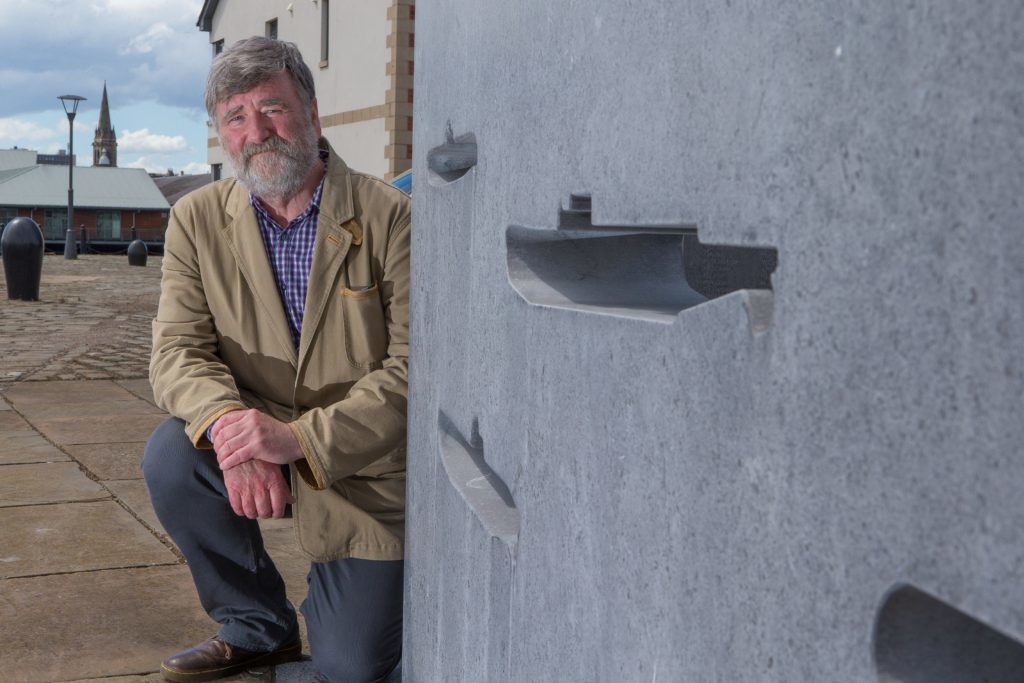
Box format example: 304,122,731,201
310,97,322,137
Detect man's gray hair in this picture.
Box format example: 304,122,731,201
205,36,316,126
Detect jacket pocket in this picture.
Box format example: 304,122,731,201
340,283,388,368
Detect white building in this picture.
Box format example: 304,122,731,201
197,0,414,181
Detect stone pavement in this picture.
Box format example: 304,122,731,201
0,255,320,683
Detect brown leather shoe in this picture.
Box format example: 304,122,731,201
160,635,302,682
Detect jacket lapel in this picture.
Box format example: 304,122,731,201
222,182,298,366
297,145,360,367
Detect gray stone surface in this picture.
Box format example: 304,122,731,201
406,2,1024,681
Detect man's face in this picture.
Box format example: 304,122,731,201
215,71,322,201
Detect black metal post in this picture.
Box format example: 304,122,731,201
58,95,85,259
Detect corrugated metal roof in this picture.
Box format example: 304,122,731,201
153,173,214,205
0,164,170,211
0,167,35,183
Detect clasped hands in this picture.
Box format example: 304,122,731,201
210,409,304,520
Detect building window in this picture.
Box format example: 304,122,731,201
266,18,278,39
0,207,17,226
96,210,121,240
211,163,222,181
320,0,330,65
43,209,67,239
213,39,224,56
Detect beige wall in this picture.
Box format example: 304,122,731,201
204,0,412,181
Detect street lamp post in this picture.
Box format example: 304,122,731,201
58,95,85,259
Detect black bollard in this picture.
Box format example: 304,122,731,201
127,239,148,267
63,227,77,260
1,217,44,300
80,225,87,255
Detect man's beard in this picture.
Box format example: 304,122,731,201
225,123,320,202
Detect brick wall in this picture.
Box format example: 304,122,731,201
11,208,167,242
385,0,415,179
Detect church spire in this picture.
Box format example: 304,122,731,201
92,82,118,167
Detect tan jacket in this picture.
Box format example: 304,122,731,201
150,141,410,561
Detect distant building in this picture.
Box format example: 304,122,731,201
197,0,414,181
153,172,214,206
92,83,118,167
36,151,77,166
0,148,169,242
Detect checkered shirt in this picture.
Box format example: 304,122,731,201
250,174,326,350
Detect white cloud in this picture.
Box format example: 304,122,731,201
0,117,57,143
181,161,211,175
122,22,175,55
123,154,207,176
123,155,165,174
0,0,207,117
119,128,189,153
0,1,211,177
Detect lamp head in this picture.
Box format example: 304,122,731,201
58,94,86,118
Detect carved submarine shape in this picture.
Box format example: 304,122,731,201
427,121,477,183
507,193,778,327
438,412,519,551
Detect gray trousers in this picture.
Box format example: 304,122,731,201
143,417,403,682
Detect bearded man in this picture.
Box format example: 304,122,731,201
142,37,409,683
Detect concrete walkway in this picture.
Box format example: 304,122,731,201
0,255,320,682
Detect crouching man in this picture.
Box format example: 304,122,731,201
143,36,409,682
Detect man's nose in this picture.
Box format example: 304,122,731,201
244,113,274,143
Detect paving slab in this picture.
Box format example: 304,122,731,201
15,399,164,421
60,676,165,683
0,500,176,579
0,565,213,683
105,479,165,537
0,462,109,507
0,257,331,681
116,378,158,406
66,442,147,481
0,411,50,445
0,411,24,428
29,412,168,447
0,430,69,465
3,379,138,406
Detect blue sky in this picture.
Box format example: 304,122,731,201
0,0,212,175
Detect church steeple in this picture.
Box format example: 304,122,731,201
92,82,118,167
